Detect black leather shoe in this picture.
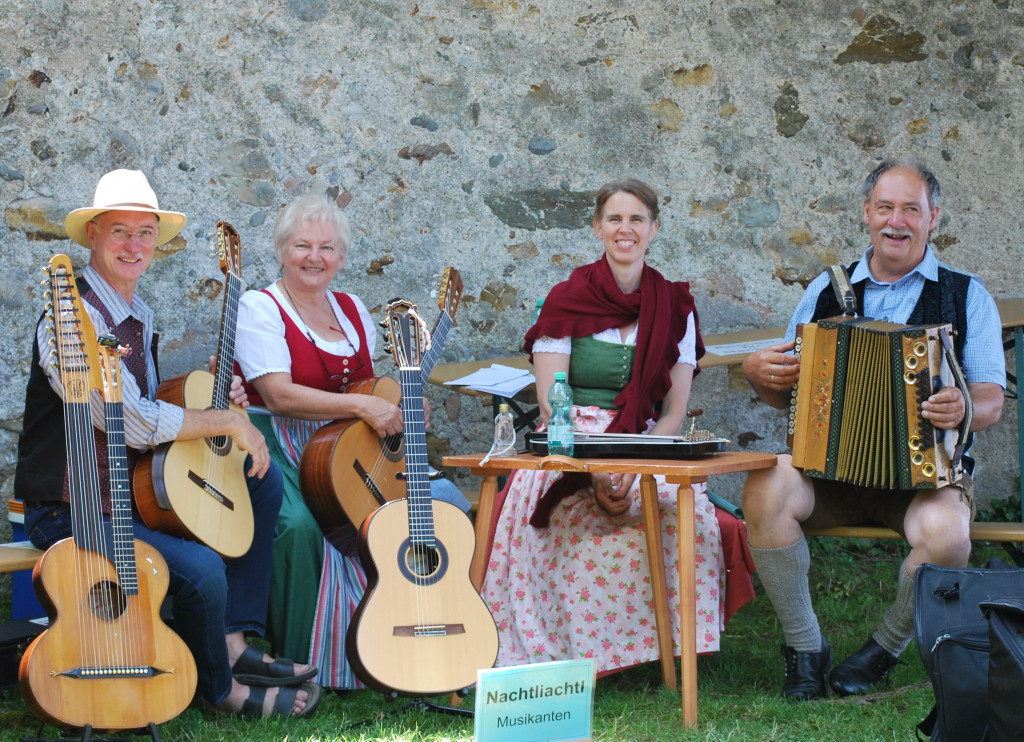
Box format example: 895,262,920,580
827,637,904,696
782,637,831,701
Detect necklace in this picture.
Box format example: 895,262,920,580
278,280,346,341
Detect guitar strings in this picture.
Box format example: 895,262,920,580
201,270,242,533
400,367,437,631
361,311,451,520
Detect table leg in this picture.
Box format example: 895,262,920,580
471,474,500,591
676,481,698,727
639,473,676,692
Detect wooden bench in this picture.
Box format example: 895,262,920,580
804,521,1024,542
0,543,43,575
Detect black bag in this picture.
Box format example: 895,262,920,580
914,560,1024,742
979,597,1024,742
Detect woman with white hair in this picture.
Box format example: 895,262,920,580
234,193,468,689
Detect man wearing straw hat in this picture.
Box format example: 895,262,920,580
15,169,322,718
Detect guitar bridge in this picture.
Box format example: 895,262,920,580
187,470,235,510
393,623,467,637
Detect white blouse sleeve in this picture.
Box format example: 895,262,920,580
235,289,293,380
677,312,697,367
532,336,572,354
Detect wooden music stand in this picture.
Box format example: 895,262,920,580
443,450,776,728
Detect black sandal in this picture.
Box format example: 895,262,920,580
237,682,322,719
231,644,318,687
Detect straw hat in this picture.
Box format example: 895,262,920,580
64,169,187,248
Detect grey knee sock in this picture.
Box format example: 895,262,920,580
872,559,914,657
749,537,822,652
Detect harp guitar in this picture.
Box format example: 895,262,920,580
346,299,498,696
134,223,254,558
20,255,196,731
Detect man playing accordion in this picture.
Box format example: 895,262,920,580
741,158,1005,701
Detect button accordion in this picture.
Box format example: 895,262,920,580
787,315,972,489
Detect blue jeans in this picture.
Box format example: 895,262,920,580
25,457,284,705
429,471,472,513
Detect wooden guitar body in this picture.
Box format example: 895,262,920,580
20,537,198,730
133,223,254,558
135,369,254,558
347,298,497,697
347,498,498,695
300,376,403,530
21,258,197,732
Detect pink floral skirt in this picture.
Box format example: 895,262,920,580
480,406,725,674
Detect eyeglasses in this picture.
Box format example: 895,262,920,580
96,225,159,247
308,333,366,390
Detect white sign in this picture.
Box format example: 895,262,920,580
475,659,595,742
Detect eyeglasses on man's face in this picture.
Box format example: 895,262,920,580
94,224,159,247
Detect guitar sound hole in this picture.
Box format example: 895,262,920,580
88,580,127,621
405,544,440,578
207,434,231,456
384,434,403,455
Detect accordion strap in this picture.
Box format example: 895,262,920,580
827,264,857,316
939,326,973,474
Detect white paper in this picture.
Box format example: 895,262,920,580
704,337,786,357
442,363,535,396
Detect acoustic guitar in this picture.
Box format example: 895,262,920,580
299,267,463,533
346,299,497,696
20,255,197,731
134,222,254,558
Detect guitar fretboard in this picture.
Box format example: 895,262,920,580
399,366,435,548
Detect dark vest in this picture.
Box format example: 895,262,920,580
14,276,159,506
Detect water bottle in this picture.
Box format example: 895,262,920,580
547,372,574,456
531,298,544,325
493,403,515,452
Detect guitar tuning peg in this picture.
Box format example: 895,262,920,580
378,319,389,329
383,344,393,354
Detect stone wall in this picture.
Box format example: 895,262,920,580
2,1,1023,573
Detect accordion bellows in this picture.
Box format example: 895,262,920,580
788,315,970,490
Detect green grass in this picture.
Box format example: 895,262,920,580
2,538,1008,741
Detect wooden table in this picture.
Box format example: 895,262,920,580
443,450,777,727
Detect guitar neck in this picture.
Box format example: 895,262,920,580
398,366,435,547
419,310,451,385
103,396,139,593
211,271,242,411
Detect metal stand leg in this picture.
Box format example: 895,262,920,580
345,693,474,730
21,722,162,742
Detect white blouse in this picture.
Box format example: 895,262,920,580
235,282,376,382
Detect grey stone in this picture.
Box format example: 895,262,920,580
483,189,594,230
738,199,780,228
289,0,328,22
527,137,557,155
411,116,439,132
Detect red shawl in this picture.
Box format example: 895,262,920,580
527,255,703,526
525,255,703,434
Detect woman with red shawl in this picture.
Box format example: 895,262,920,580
480,179,730,673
